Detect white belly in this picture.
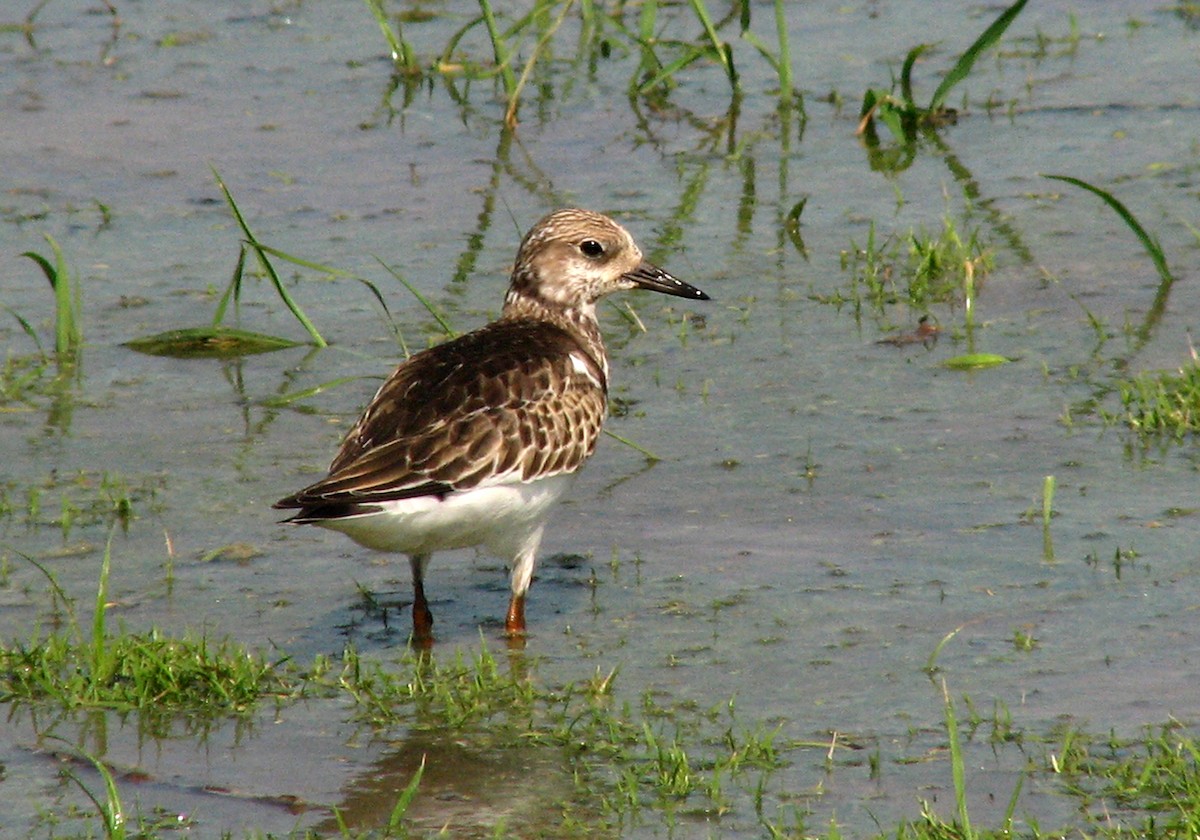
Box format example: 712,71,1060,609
315,474,573,559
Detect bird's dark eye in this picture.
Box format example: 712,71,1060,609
579,239,605,258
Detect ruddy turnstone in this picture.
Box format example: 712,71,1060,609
274,209,709,642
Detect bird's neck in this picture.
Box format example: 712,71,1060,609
502,288,608,383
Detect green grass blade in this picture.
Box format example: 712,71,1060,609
211,243,247,328
603,427,660,462
784,197,808,255
210,167,328,347
56,742,127,840
255,243,356,276
3,304,48,359
244,235,328,346
259,376,370,408
739,27,779,75
900,44,929,109
374,256,456,338
637,47,708,94
385,755,426,835
90,529,114,687
941,679,972,837
13,549,82,646
636,0,660,76
1042,475,1056,528
1043,174,1174,284
504,0,575,127
22,234,81,357
773,0,790,99
478,0,517,96
687,0,737,91
924,625,962,675
943,352,1012,369
362,0,415,69
929,0,1029,112
253,244,410,354
1002,769,1025,834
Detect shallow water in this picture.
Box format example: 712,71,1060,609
3,1,1199,836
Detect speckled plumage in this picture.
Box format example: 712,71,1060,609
274,208,708,643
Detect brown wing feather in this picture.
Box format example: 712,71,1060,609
274,319,606,512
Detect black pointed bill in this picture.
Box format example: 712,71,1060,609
623,261,710,301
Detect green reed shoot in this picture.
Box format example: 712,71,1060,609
363,0,417,71
22,233,83,359
1042,174,1175,286
1042,475,1055,528
1042,474,1056,561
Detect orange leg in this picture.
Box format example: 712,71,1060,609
506,528,540,640
505,592,526,637
410,554,433,645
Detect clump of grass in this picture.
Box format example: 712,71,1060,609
1012,626,1039,651
1048,724,1200,836
858,0,1030,153
339,641,538,731
908,217,994,307
0,539,291,722
836,216,993,318
1115,358,1200,437
362,0,800,124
